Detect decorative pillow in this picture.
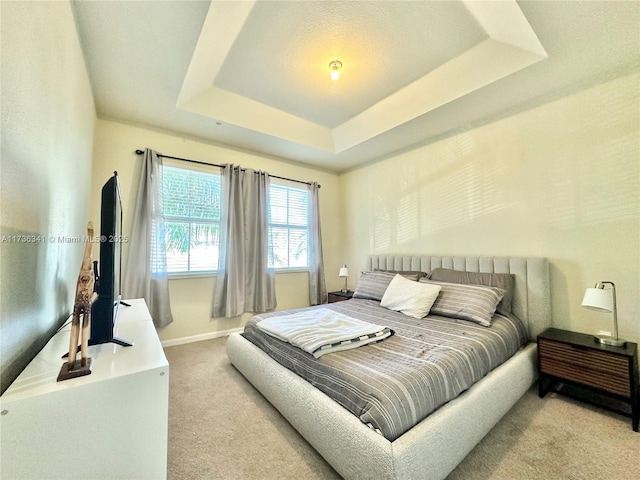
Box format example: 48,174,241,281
381,275,442,319
374,268,429,278
428,268,515,315
352,271,397,301
420,279,505,327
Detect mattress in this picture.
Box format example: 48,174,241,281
242,298,528,441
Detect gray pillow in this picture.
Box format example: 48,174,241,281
353,271,420,301
420,279,506,327
428,268,515,315
374,268,429,278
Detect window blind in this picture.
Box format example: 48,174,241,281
162,166,221,273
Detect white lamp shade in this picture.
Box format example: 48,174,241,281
339,267,349,278
581,287,613,312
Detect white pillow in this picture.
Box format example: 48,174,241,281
380,274,442,319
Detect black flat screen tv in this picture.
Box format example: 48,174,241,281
90,171,132,347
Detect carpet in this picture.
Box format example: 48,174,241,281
165,337,639,480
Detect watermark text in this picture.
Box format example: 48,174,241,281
2,235,129,244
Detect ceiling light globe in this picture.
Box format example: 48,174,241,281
329,60,342,81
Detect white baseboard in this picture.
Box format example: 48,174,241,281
161,327,243,348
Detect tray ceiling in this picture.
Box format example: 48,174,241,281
71,0,640,172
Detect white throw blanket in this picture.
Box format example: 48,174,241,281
257,308,391,358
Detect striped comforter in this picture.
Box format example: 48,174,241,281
242,298,528,441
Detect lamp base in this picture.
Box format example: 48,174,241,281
595,335,627,347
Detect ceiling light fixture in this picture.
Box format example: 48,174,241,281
329,60,342,81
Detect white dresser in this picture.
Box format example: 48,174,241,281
0,299,169,480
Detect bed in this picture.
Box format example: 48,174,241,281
227,255,551,479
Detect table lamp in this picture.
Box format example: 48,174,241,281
339,265,349,293
581,281,626,347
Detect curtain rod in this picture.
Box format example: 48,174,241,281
134,149,320,188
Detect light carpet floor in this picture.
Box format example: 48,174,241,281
165,337,640,480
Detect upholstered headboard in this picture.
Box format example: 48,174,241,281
366,255,551,341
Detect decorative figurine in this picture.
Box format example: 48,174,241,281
57,222,96,381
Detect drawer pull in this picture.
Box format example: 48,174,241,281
570,344,589,351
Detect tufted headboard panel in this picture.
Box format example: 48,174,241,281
366,255,551,341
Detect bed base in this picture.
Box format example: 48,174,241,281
227,255,550,479
228,333,536,480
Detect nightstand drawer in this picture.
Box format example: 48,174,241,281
539,339,630,397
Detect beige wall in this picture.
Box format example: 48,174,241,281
93,73,640,346
0,1,96,393
341,72,640,344
91,119,342,343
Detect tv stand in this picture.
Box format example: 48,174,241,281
1,299,169,480
105,299,133,346
59,295,136,355
84,297,134,348
99,336,133,347
63,335,133,358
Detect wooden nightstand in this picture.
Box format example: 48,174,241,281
537,327,638,432
328,290,354,303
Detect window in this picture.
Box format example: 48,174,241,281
162,165,221,274
161,165,310,274
268,183,310,270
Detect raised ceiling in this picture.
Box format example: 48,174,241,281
71,0,639,172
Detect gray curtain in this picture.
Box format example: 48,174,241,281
308,182,327,305
124,148,174,327
212,165,276,318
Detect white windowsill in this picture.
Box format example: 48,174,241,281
168,268,308,280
